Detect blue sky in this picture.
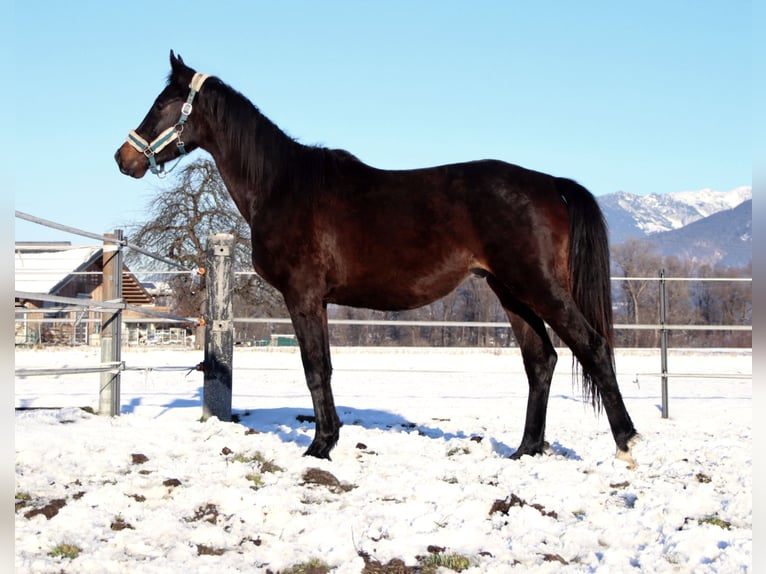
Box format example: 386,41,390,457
11,1,751,243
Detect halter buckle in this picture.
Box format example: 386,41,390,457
181,102,193,116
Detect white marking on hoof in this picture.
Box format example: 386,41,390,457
615,434,641,470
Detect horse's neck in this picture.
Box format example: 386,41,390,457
213,163,258,223
200,102,299,223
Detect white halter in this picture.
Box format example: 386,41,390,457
125,72,209,176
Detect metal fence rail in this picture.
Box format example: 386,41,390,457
16,210,191,271
232,316,752,331
15,363,123,377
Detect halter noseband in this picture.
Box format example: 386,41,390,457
126,72,209,176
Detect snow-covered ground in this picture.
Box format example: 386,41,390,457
15,346,752,573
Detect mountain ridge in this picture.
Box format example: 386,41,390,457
597,186,751,268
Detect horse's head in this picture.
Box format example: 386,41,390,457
115,51,209,178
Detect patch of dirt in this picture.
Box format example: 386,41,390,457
239,536,262,547
197,544,225,556
301,468,355,494
267,561,332,574
360,552,419,574
131,453,149,465
489,492,558,519
111,517,134,531
186,503,220,525
23,498,67,520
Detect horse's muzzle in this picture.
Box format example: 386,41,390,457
114,143,148,179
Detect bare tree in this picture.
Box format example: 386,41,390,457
662,256,696,346
611,237,751,348
693,262,752,347
611,239,663,346
124,157,285,344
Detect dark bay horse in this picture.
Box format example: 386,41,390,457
116,52,638,466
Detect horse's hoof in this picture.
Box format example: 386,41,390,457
303,441,333,460
509,441,548,460
615,434,641,470
303,447,331,460
303,449,331,460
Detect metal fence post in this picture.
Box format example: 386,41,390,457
203,234,235,421
99,230,123,416
659,268,669,419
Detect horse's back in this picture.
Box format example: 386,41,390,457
304,156,571,309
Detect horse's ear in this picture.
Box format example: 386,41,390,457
169,50,193,84
170,50,185,69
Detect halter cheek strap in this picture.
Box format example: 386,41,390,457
126,72,209,176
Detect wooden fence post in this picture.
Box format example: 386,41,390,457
99,230,123,416
203,234,235,421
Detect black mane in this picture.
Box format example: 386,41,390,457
196,77,360,191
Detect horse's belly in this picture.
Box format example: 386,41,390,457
328,252,476,311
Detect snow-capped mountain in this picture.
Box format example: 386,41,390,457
598,187,752,268
598,186,752,246
646,200,752,268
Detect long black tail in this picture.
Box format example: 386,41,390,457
556,177,614,410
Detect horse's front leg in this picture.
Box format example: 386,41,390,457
287,301,341,459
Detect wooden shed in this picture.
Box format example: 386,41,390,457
14,242,183,345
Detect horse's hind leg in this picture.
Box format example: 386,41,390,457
487,276,557,458
488,272,637,465
286,299,341,459
537,295,638,463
